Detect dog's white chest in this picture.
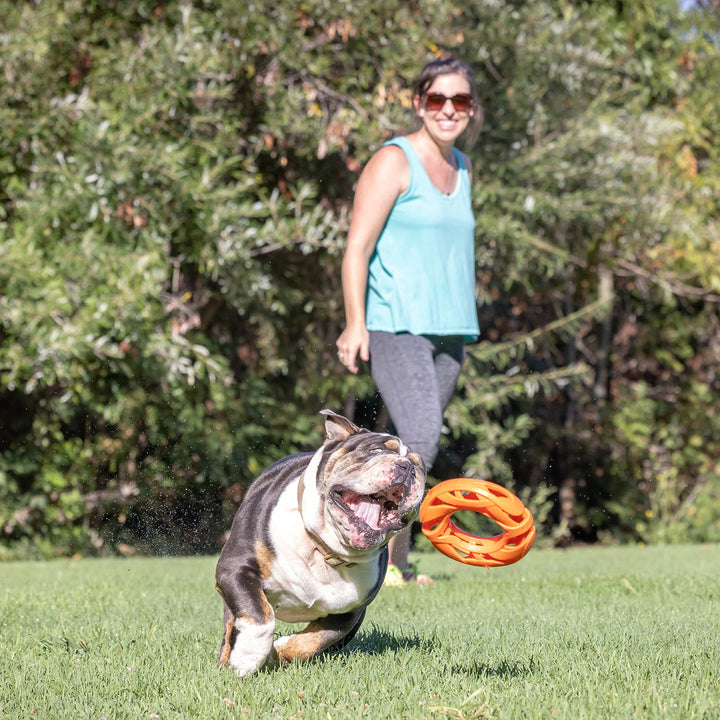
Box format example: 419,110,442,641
265,482,381,623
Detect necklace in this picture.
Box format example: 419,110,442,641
444,153,457,195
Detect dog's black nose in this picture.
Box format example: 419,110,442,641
393,461,417,487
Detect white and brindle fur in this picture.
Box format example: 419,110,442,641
215,409,426,677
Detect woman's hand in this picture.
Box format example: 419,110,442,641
336,324,369,375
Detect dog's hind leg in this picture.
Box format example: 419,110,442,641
273,608,366,665
323,608,366,654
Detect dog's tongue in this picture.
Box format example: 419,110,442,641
343,491,383,530
355,498,382,529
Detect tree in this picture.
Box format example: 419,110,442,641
449,0,720,543
1,0,718,557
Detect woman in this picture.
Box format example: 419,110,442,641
336,55,482,585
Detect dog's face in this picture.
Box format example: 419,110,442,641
300,410,426,557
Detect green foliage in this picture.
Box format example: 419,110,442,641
449,0,720,544
1,0,719,556
0,0,336,557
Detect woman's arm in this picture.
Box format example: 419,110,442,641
336,144,409,374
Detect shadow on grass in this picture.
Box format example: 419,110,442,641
342,626,426,656
344,627,536,681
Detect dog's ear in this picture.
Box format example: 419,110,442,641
320,409,362,442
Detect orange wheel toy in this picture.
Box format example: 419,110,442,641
419,478,536,567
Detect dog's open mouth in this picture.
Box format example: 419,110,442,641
331,486,405,533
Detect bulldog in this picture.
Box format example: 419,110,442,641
215,409,426,677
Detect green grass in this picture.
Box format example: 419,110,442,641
1,545,719,720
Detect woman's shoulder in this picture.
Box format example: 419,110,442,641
383,135,411,150
374,139,411,167
360,141,411,193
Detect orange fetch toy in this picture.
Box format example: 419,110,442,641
419,478,536,567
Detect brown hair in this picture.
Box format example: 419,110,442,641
412,54,484,145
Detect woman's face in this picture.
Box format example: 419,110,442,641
414,72,474,145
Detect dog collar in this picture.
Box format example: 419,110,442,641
297,473,357,569
321,551,357,569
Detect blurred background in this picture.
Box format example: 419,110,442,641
1,0,719,559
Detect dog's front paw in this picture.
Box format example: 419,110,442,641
225,617,275,677
228,653,266,678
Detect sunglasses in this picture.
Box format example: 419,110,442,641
424,92,474,113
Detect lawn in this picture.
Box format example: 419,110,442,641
1,544,718,720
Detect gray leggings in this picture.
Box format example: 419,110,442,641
369,331,465,471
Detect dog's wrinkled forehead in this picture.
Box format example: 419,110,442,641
333,428,407,457
318,409,425,471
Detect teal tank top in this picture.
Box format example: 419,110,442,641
365,137,479,340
